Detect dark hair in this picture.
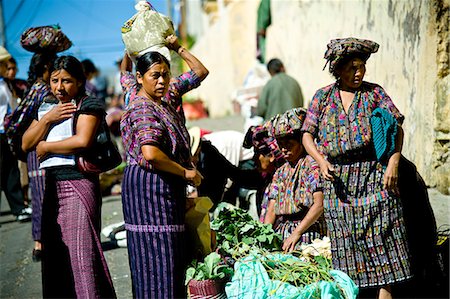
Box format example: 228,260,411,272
267,58,284,74
27,52,57,86
275,130,303,143
8,57,17,65
50,55,86,96
81,59,97,75
136,51,170,76
331,53,370,79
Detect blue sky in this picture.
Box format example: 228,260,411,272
2,0,168,79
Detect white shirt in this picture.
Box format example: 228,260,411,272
202,130,254,166
0,78,13,133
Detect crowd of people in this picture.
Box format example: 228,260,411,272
0,23,440,299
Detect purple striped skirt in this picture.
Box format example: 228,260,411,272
27,150,45,241
41,177,116,298
122,165,188,299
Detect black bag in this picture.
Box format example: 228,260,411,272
74,98,122,174
3,93,37,162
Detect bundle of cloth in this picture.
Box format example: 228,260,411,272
121,0,174,62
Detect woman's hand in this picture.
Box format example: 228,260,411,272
121,52,133,73
383,155,400,195
184,168,203,187
282,231,301,253
319,159,335,181
43,102,77,124
165,34,181,52
36,141,49,161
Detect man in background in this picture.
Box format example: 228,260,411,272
257,58,303,120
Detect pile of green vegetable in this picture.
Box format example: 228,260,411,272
210,207,282,260
262,254,335,289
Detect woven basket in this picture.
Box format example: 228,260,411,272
188,279,227,299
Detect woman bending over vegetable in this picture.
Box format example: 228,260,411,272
263,108,327,252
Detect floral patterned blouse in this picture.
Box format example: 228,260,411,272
301,81,404,158
120,71,201,170
269,155,322,215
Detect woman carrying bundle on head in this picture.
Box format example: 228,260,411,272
301,38,411,298
119,33,208,298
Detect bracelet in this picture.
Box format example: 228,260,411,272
178,47,185,55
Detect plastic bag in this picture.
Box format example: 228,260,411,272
225,253,358,299
20,25,72,53
185,197,214,257
121,0,174,62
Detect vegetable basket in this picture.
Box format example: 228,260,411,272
188,278,227,299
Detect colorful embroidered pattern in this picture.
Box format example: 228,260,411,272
323,37,379,72
120,71,200,170
303,81,411,287
272,107,306,138
269,155,322,215
301,82,404,158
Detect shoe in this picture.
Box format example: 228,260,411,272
32,249,42,262
16,209,32,222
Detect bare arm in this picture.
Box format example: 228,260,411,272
120,52,133,74
282,191,324,253
263,199,276,226
141,144,203,186
166,35,209,81
36,114,100,160
22,102,77,152
302,132,334,181
383,125,404,194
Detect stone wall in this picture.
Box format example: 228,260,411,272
190,0,449,192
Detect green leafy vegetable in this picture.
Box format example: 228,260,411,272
210,207,282,260
185,252,233,285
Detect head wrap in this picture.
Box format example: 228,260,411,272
323,37,379,73
243,119,284,165
272,107,307,138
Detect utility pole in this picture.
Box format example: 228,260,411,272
0,0,6,47
166,0,172,21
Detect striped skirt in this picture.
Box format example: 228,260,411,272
324,159,412,288
27,150,45,241
41,177,116,298
122,165,187,299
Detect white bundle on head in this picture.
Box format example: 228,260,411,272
121,0,174,63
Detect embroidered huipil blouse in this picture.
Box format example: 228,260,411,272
120,71,201,169
301,82,404,158
269,155,322,215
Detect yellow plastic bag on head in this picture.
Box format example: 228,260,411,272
121,1,174,62
185,197,214,258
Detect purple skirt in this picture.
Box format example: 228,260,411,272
122,165,187,299
27,150,45,241
41,176,116,298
